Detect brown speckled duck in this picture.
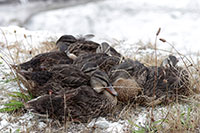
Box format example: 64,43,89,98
56,34,99,57
17,51,73,72
18,64,87,97
22,64,118,123
56,35,122,59
109,59,145,103
56,35,77,52
143,66,189,105
18,64,118,97
109,56,190,105
18,51,118,122
25,85,117,123
141,55,189,105
73,53,123,74
96,42,122,57
72,39,123,74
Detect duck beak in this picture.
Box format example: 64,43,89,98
105,86,118,96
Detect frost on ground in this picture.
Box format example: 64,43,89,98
0,26,199,132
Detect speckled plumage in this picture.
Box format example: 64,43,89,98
18,64,90,97
73,53,123,73
109,59,145,102
141,65,190,105
56,35,100,56
18,51,73,72
25,85,117,123
109,57,190,105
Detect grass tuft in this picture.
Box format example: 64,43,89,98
0,91,33,113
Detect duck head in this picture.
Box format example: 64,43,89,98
80,62,118,96
161,55,179,68
56,35,77,52
96,42,122,57
90,69,118,96
96,42,111,54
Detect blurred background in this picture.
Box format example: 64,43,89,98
1,0,200,54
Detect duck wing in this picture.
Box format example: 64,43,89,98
73,53,109,66
73,53,122,73
18,51,73,72
18,65,90,97
50,65,90,88
67,40,100,56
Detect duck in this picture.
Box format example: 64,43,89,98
56,35,122,60
16,51,73,72
22,63,118,123
17,64,117,98
25,85,117,123
56,34,100,57
109,59,146,103
109,56,190,105
17,64,86,97
96,42,122,57
73,53,123,74
56,35,77,52
111,76,142,103
72,40,124,73
142,56,189,105
160,55,179,68
110,58,148,86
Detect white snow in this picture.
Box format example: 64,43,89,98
88,117,129,133
25,0,200,55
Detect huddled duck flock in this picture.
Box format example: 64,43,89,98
16,35,190,123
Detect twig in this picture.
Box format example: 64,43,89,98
0,28,15,64
151,27,161,123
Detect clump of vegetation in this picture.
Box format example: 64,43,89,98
0,91,33,113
